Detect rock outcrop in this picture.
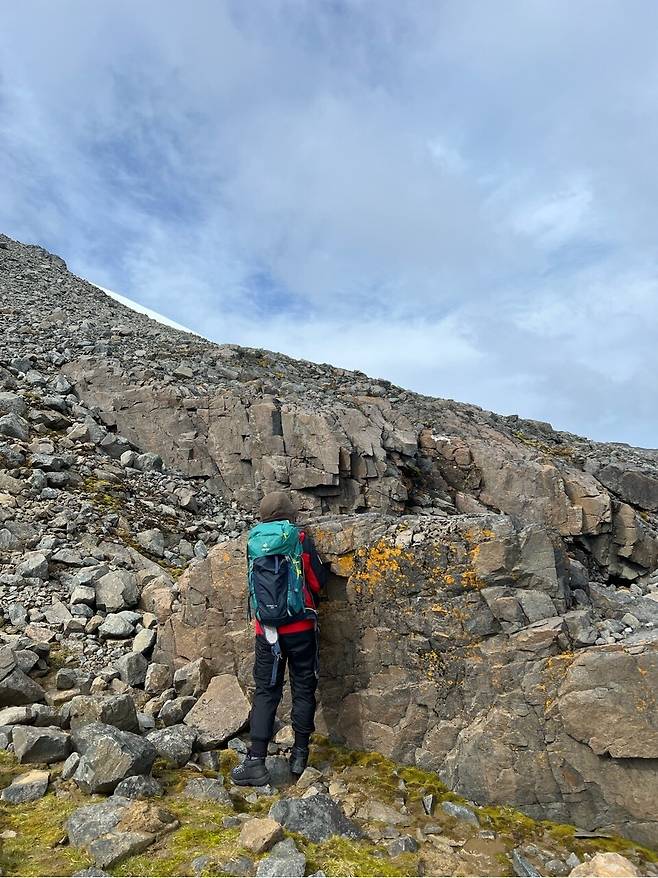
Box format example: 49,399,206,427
157,515,658,846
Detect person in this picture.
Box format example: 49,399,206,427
231,491,327,786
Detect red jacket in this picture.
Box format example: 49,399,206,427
253,530,325,636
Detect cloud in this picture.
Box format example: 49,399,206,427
0,0,657,446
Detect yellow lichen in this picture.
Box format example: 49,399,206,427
351,540,413,593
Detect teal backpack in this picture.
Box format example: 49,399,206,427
247,520,306,626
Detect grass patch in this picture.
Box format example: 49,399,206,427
0,750,25,789
300,835,418,877
575,835,658,865
111,796,239,877
310,737,456,809
0,791,92,877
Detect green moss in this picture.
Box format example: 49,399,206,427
218,749,240,775
0,791,93,877
478,804,537,840
310,737,459,809
512,431,574,459
111,797,239,877
544,822,576,843
0,750,24,788
80,477,125,513
576,835,658,865
47,645,76,673
300,835,418,877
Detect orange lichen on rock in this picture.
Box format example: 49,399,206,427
351,539,413,593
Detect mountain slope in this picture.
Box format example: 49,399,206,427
1,232,657,866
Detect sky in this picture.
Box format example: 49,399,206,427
1,1,657,447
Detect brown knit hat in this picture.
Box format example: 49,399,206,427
259,491,297,523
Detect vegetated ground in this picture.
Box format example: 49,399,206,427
0,739,656,878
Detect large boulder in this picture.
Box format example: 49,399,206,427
71,722,156,793
13,726,71,764
269,794,361,843
0,647,45,707
146,725,196,767
95,570,139,612
183,675,250,747
65,797,177,868
1,769,50,803
68,695,140,733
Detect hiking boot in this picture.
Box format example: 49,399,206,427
289,746,309,776
230,755,270,787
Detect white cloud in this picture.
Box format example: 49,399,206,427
0,0,657,447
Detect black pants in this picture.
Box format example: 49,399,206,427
249,627,318,743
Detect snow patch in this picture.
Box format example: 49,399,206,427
91,283,201,336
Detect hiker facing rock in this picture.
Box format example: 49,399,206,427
231,491,327,786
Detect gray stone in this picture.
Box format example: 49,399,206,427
269,794,362,842
228,737,248,754
386,835,419,856
0,647,47,705
31,703,62,726
13,725,71,763
72,722,157,793
0,412,29,441
264,755,292,787
197,750,220,770
0,391,27,416
0,705,33,725
69,694,139,733
441,800,480,826
115,652,148,687
14,649,40,674
160,696,196,726
72,870,110,877
510,848,541,877
62,751,81,780
134,453,163,472
8,603,27,627
621,612,641,629
17,552,49,580
95,570,139,612
120,450,138,468
147,724,197,767
144,662,172,695
255,838,306,878
136,528,165,557
183,674,250,746
173,658,212,697
114,774,163,799
0,528,17,550
66,796,131,847
132,628,156,654
1,769,49,803
87,831,154,868
98,614,134,639
220,857,257,876
71,585,96,606
137,712,156,733
191,855,216,876
56,667,80,690
183,776,232,805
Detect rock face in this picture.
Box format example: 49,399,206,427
158,515,658,847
